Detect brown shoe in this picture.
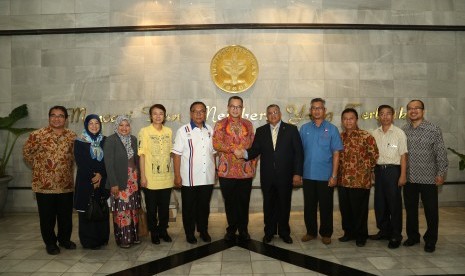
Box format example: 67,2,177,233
321,236,331,245
301,234,316,242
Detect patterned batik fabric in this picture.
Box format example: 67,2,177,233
23,126,77,193
111,167,141,246
212,116,257,179
401,120,448,184
338,129,379,189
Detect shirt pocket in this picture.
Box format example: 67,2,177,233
318,135,331,148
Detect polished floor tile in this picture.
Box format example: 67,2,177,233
0,207,464,275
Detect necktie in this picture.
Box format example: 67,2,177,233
272,125,278,150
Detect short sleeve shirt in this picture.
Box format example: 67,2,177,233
300,120,343,181
23,127,77,193
138,125,173,190
172,122,216,186
372,124,408,165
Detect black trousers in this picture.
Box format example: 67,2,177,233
404,182,439,245
262,180,292,237
144,188,172,234
181,185,213,236
219,177,252,234
338,186,370,241
35,192,74,246
374,165,403,240
77,211,110,248
303,179,334,237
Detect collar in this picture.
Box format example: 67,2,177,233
377,124,393,131
407,119,427,129
343,128,360,137
227,115,242,124
190,120,207,129
270,120,282,130
311,120,327,128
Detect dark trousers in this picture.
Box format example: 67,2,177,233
144,188,172,234
181,185,214,236
35,192,74,246
374,165,403,240
303,179,334,237
404,182,439,245
219,177,252,234
262,180,292,237
77,212,110,248
338,186,370,241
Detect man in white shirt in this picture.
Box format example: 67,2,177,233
369,105,408,249
172,102,216,244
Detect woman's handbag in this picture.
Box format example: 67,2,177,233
137,208,149,237
137,190,148,236
85,190,109,221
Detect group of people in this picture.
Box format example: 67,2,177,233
295,98,447,254
22,96,447,256
23,104,176,254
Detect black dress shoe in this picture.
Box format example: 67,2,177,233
424,242,436,253
238,232,251,242
281,236,293,244
369,232,390,240
186,235,197,244
151,233,160,244
199,232,212,242
356,239,366,247
46,244,60,255
160,233,172,242
403,239,420,247
338,235,353,242
263,235,273,243
388,239,401,249
59,241,76,250
224,232,236,242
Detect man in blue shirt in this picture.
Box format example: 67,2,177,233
300,98,343,245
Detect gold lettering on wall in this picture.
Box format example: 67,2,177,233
67,103,407,125
68,107,86,123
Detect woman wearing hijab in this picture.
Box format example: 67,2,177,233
74,114,109,250
104,115,141,248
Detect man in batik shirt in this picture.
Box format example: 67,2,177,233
402,99,448,253
337,108,379,247
23,106,77,255
213,96,257,242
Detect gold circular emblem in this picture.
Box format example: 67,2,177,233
210,45,259,94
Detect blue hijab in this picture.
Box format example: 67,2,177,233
78,114,104,161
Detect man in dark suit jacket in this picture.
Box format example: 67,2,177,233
235,104,304,244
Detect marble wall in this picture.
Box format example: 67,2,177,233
0,0,464,212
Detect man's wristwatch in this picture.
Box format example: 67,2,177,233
330,175,337,179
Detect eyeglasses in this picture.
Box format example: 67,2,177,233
267,111,280,115
191,110,206,115
229,105,243,110
311,107,324,111
49,114,65,119
379,112,393,117
407,107,423,111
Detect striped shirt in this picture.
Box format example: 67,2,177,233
172,122,216,186
372,124,408,165
402,120,448,184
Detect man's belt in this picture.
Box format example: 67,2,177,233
376,164,400,169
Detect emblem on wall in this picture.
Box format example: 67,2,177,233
210,45,259,94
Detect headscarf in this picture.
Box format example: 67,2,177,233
114,115,134,159
77,114,104,161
